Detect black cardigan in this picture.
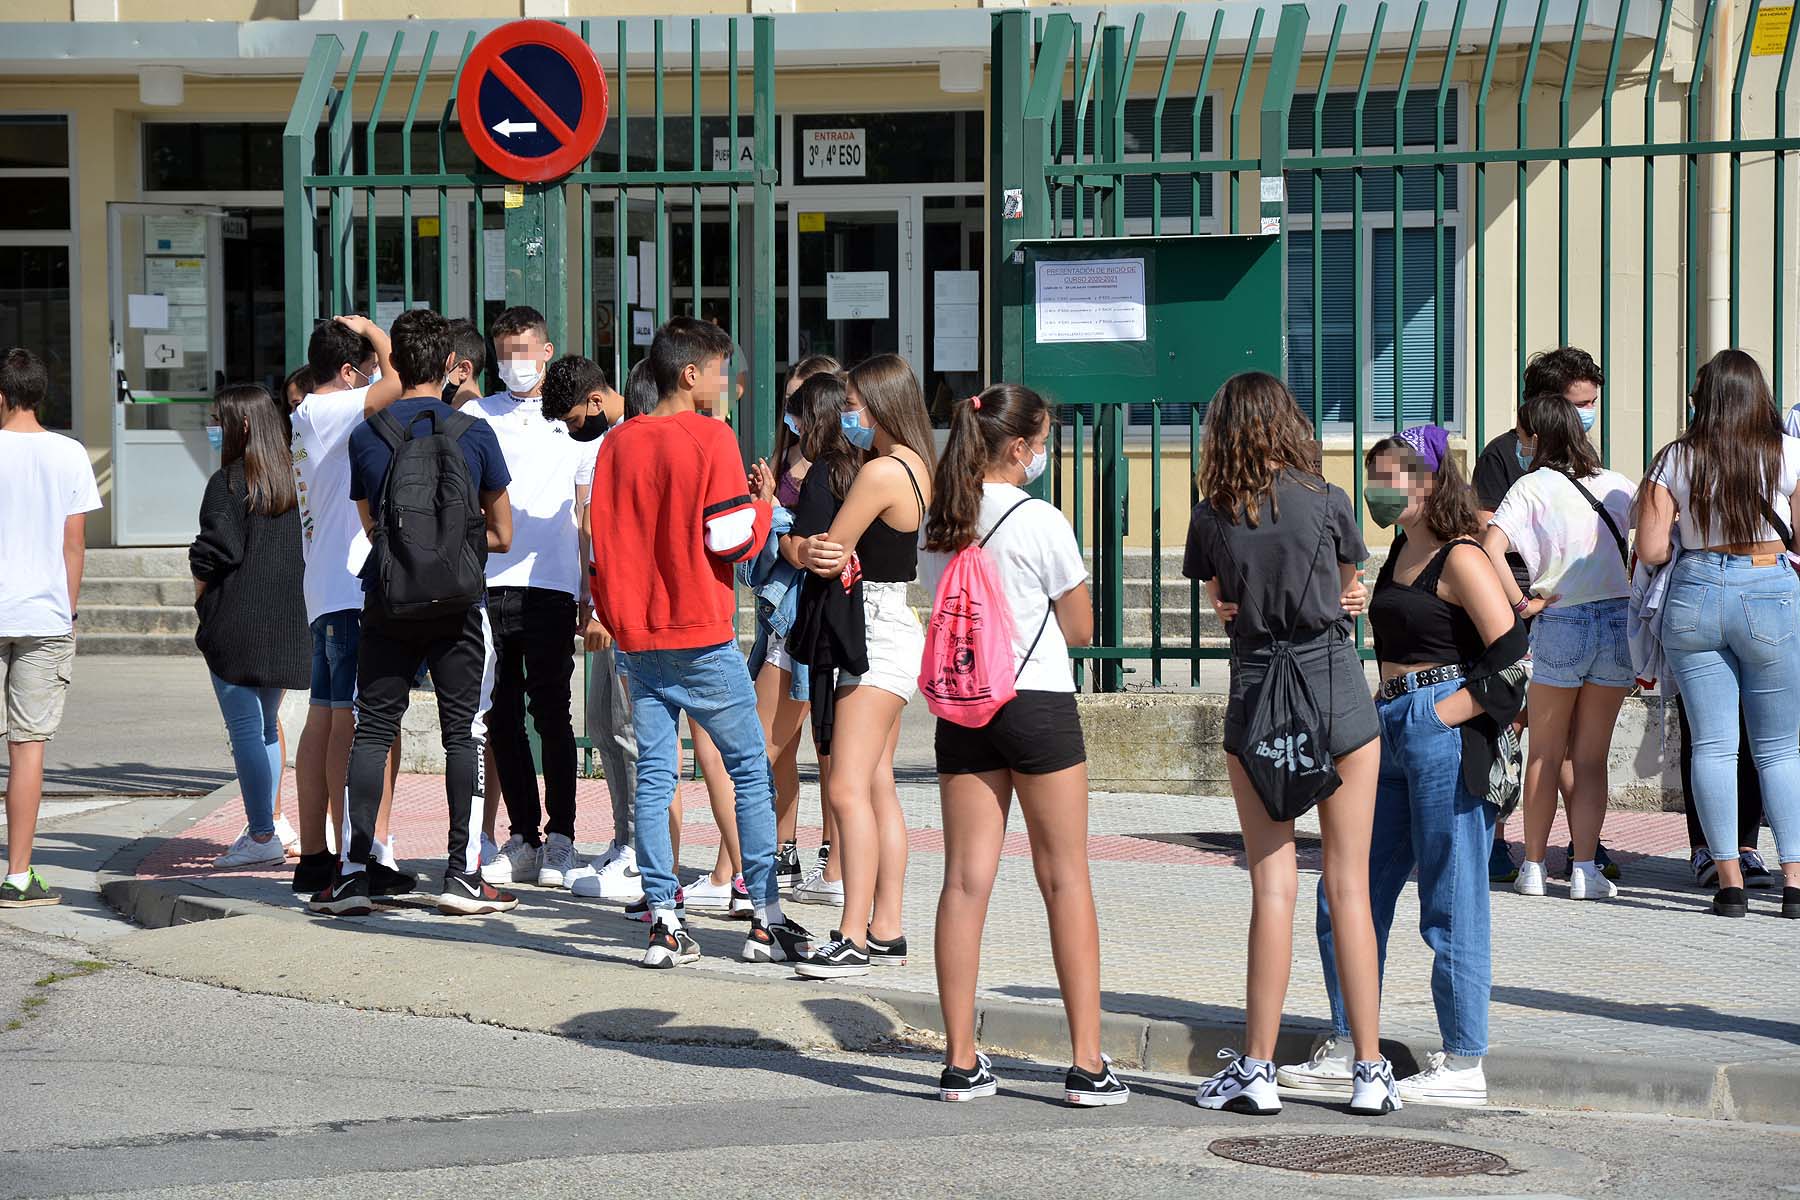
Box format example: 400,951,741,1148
188,463,311,689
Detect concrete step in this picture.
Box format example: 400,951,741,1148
81,577,195,606
79,604,199,636
75,632,198,656
83,547,191,578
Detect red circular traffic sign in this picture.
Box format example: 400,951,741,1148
458,21,609,184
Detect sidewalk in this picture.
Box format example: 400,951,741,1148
108,769,1800,1122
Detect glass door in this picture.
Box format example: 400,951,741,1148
787,198,916,381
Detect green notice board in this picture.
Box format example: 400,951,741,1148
1018,233,1282,412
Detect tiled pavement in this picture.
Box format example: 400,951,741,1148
138,772,1800,1065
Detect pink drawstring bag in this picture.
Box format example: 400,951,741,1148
920,499,1050,728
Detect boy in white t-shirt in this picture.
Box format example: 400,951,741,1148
0,349,102,908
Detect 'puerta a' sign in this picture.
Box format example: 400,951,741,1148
458,21,609,184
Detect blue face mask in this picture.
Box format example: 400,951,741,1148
206,425,223,453
1514,440,1533,472
783,412,801,436
841,409,875,450
1577,405,1597,433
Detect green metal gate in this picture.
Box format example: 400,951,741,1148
991,0,1800,691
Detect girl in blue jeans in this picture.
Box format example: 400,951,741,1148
189,384,311,869
1638,349,1800,919
1284,428,1527,1108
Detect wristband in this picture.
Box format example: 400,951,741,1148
1512,596,1531,616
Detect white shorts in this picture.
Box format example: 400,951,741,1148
765,631,796,676
837,580,924,702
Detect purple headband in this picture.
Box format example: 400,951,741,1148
1399,424,1451,474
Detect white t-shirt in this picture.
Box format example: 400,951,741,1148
1489,468,1634,608
918,482,1088,694
1648,438,1800,548
0,429,102,638
291,384,374,624
467,391,587,596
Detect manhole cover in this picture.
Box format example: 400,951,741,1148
1209,1135,1509,1178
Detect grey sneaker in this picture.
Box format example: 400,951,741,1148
536,833,577,888
0,868,60,908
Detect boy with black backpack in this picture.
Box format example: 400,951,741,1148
310,309,517,919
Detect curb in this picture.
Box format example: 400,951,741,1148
99,789,1800,1126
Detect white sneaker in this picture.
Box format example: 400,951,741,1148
571,843,643,902
792,864,845,906
1276,1037,1354,1095
1396,1052,1487,1107
215,829,287,869
685,872,737,911
1348,1058,1403,1116
273,815,301,857
1194,1051,1281,1115
1513,859,1547,896
537,833,578,888
479,832,501,868
1569,861,1618,900
481,835,539,886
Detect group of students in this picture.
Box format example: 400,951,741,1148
1183,345,1799,1120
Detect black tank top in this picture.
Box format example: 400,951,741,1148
1368,535,1487,666
856,455,925,583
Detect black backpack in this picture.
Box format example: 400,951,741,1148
1215,503,1342,821
368,407,488,622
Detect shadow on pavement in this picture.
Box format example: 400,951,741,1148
1,763,233,797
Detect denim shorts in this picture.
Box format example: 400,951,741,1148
309,609,361,708
1529,597,1633,688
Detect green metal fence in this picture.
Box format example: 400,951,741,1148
991,0,1800,692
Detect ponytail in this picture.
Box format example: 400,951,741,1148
925,383,1050,552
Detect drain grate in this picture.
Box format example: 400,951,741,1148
1209,1135,1509,1178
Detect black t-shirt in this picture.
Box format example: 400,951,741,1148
1182,470,1366,643
1471,430,1533,593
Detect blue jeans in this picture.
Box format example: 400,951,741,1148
309,610,360,709
1316,678,1495,1057
209,672,285,838
1662,552,1800,865
622,642,777,912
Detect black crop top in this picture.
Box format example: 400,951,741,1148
1368,535,1488,666
854,455,925,583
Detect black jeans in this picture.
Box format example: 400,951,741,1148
1676,697,1766,851
347,603,492,879
486,586,578,844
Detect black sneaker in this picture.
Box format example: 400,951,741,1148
1064,1054,1130,1107
742,915,815,963
623,888,685,923
1782,887,1800,919
938,1052,999,1102
0,868,59,909
1714,886,1749,918
1741,849,1776,889
438,872,518,916
776,842,802,892
643,920,700,969
794,935,870,979
309,870,372,916
291,851,336,894
867,929,908,967
817,840,832,870
367,860,417,897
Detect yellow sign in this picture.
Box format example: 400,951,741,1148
1754,4,1795,54
416,216,440,238
798,211,825,233
503,183,526,210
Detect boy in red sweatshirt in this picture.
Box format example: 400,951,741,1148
589,318,814,969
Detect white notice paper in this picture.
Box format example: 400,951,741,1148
127,293,169,330
144,256,206,307
374,300,404,331
934,337,979,372
631,309,654,346
143,214,206,255
624,256,639,306
802,128,866,178
712,136,753,172
826,272,889,320
935,270,980,305
143,333,184,370
482,229,506,301
934,302,979,335
637,246,658,311
1034,258,1147,344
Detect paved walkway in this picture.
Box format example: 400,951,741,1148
139,772,1799,1065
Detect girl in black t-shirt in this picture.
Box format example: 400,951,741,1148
1180,372,1394,1117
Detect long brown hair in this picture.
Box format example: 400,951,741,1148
1365,436,1480,542
1518,392,1601,479
1198,371,1322,526
1649,349,1782,546
847,354,937,471
925,383,1050,552
795,372,859,500
215,383,297,517
777,353,840,467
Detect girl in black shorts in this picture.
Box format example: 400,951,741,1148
1181,372,1395,1117
918,383,1128,1108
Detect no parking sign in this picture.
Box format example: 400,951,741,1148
458,21,609,183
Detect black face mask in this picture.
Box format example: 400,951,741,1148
570,415,606,442
440,381,461,407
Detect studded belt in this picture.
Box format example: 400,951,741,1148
1379,664,1466,700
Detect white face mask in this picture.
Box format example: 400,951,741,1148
1021,446,1048,485
498,358,543,395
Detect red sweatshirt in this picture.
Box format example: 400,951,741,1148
589,410,771,652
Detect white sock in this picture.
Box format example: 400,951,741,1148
758,897,785,926
5,871,30,890
1574,859,1596,873
1445,1053,1482,1072
373,838,397,869
1240,1055,1273,1070
654,907,682,932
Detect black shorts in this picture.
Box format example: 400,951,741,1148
935,690,1087,777
1223,629,1380,761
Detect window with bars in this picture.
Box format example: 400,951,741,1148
1054,96,1217,232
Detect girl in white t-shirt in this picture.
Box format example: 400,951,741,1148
915,383,1127,1107
1480,392,1636,901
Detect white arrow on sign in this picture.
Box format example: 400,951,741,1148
493,118,539,138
